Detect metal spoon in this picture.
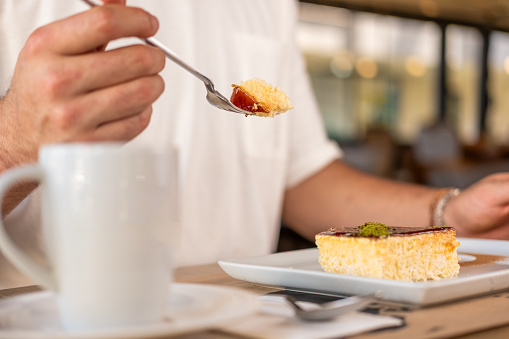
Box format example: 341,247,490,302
260,292,381,321
80,0,255,116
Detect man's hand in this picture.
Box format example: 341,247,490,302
444,173,509,239
0,2,165,168
0,1,165,214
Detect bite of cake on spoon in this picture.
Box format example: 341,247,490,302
230,78,293,117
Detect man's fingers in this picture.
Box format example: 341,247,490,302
87,0,127,51
50,74,164,131
460,224,509,240
92,106,153,141
87,74,165,127
28,5,158,55
72,45,165,93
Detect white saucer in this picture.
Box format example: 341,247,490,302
0,283,260,339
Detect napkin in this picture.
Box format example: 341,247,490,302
221,298,402,339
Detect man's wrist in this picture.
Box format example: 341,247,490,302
430,188,461,226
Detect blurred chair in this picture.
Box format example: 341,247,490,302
414,121,462,169
341,128,398,178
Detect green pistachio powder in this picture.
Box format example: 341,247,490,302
357,222,391,237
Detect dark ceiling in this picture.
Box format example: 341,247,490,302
300,0,509,32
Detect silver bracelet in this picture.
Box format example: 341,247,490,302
433,188,461,226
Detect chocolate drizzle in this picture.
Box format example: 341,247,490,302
319,226,453,238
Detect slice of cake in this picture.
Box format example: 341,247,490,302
315,222,460,282
230,78,293,117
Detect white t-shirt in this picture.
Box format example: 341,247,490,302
0,0,341,287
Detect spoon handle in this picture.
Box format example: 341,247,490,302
79,0,213,86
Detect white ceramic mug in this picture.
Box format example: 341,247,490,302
0,143,179,331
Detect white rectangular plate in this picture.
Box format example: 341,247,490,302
218,238,509,306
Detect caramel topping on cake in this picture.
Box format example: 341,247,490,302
230,78,293,117
320,224,453,238
230,87,269,114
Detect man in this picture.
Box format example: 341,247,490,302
1,0,509,288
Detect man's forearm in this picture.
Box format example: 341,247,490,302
282,160,438,240
0,95,39,217
0,151,37,217
1,182,38,217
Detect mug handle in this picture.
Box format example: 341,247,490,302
0,165,57,290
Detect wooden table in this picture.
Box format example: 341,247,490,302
2,263,509,338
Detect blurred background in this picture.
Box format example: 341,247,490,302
296,0,509,188
278,0,509,251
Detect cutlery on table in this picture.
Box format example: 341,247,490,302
260,291,382,321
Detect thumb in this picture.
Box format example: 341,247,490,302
91,0,127,52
